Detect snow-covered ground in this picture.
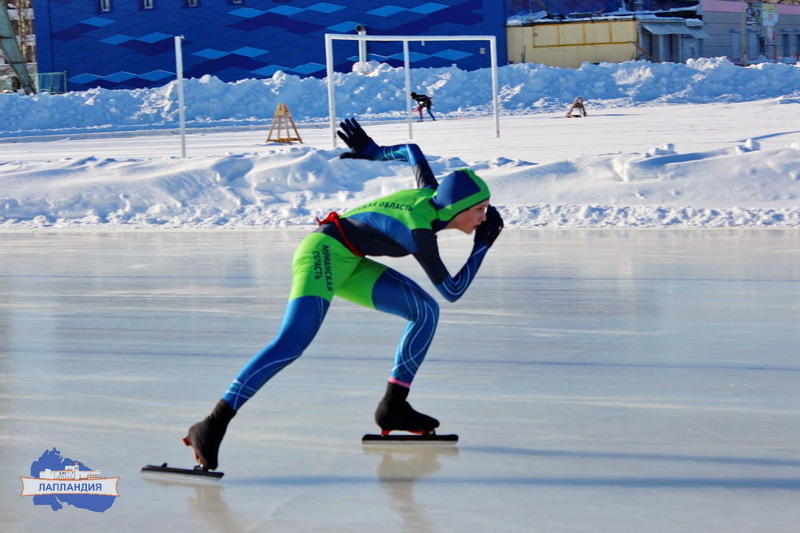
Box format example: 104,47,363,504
1,57,800,228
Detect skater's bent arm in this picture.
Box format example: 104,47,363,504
372,144,437,189
413,232,489,302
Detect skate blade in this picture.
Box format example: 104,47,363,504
141,463,224,479
362,432,458,445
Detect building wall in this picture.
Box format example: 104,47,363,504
702,0,800,62
32,0,508,92
507,20,639,68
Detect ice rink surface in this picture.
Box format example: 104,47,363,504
2,229,800,532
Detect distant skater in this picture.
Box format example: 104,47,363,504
410,92,436,121
184,118,503,470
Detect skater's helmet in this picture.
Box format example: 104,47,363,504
410,92,417,98
431,169,490,223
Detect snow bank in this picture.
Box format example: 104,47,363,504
2,58,800,229
2,140,799,229
2,57,800,135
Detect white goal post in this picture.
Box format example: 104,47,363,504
324,33,500,147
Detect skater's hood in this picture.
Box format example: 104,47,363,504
431,169,490,223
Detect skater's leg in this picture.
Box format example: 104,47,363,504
224,233,361,410
372,269,440,431
336,263,439,387
373,268,439,386
336,263,440,431
187,233,359,469
223,295,329,410
427,108,435,121
186,295,328,470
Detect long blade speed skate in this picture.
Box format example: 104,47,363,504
362,430,458,445
140,462,224,479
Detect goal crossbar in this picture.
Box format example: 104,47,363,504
324,34,500,147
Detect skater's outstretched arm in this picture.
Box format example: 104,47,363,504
338,118,437,189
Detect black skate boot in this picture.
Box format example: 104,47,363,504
183,399,236,471
374,382,439,434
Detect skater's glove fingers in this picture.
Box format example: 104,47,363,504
337,129,354,147
337,118,378,159
337,121,356,148
474,205,503,247
343,117,360,131
486,205,504,229
342,118,360,138
338,118,367,146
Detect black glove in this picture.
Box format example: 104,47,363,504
474,205,503,247
337,118,378,159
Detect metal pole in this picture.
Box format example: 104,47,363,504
403,39,412,140
325,34,337,148
174,36,186,158
357,26,367,62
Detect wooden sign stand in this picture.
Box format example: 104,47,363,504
266,103,303,143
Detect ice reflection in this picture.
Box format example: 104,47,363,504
364,444,459,532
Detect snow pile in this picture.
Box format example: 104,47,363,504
2,57,800,135
1,58,800,229
3,135,799,229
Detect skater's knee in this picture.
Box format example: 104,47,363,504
267,336,307,363
427,294,439,316
414,291,439,323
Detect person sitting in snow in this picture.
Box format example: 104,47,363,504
411,92,436,121
184,118,503,471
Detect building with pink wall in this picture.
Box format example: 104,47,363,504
702,0,800,62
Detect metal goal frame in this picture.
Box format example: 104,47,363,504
324,33,500,147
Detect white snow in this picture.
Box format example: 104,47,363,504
2,56,800,228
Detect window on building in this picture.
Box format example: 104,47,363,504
751,30,762,59
99,0,112,12
730,30,742,62
782,33,790,59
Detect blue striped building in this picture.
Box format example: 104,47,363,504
33,0,511,91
